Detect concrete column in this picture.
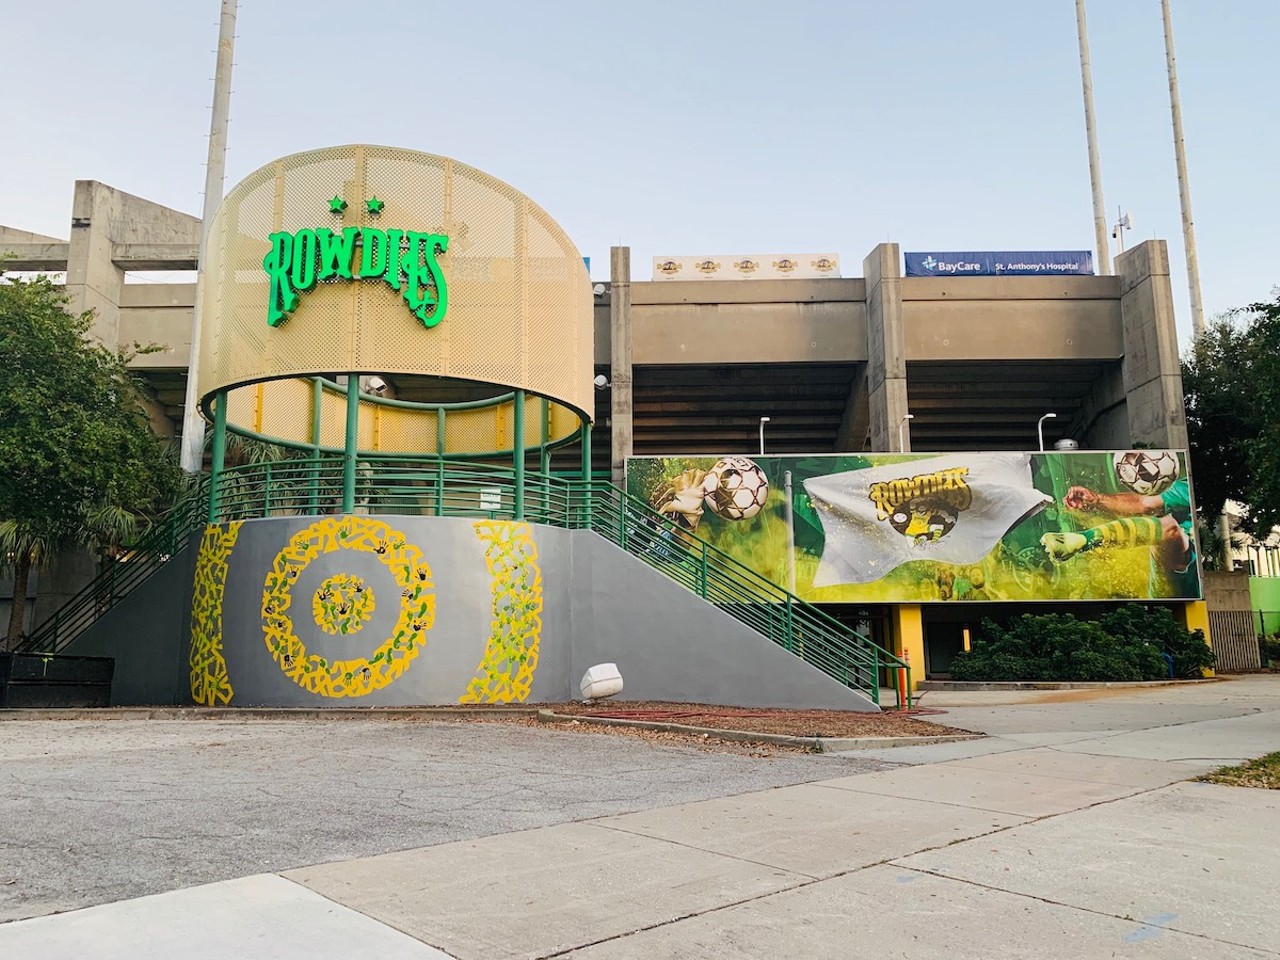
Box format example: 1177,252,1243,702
609,246,633,486
65,181,126,346
863,243,910,452
1117,240,1189,449
834,367,870,452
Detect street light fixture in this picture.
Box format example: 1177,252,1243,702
1037,412,1058,451
898,413,914,452
758,416,771,456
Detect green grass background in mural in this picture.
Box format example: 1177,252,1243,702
625,452,1200,603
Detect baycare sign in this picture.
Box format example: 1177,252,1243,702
264,220,449,329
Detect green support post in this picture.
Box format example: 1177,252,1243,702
309,377,322,515
539,397,550,476
778,599,788,660
580,419,592,529
513,389,525,520
342,375,360,514
436,458,445,516
208,389,227,524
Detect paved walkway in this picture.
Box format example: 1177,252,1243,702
3,676,1279,958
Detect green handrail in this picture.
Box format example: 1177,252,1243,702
24,459,912,708
208,459,909,706
18,476,212,655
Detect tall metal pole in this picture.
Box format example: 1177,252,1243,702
181,0,239,472
1162,0,1205,337
783,470,797,595
1075,0,1113,276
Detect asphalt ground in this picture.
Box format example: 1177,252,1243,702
0,718,892,923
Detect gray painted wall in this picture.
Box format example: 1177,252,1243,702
569,535,877,711
63,515,877,711
66,543,198,705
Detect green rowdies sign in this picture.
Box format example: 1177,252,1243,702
264,219,449,329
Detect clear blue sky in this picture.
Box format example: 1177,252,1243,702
4,1,1276,344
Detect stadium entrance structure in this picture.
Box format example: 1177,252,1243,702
15,145,903,711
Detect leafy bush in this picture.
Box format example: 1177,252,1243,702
1260,635,1280,668
949,608,1214,682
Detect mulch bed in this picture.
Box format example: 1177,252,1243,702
544,701,968,740
444,700,970,754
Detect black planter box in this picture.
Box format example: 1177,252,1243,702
0,652,115,708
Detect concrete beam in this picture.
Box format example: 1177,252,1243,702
901,275,1121,301
0,225,65,244
902,300,1122,361
632,301,867,365
0,241,200,272
633,277,866,305
110,243,199,270
0,242,71,271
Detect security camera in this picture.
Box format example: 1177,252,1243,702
592,283,607,297
593,374,610,390
367,376,387,392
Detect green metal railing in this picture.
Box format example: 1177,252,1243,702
22,459,912,707
211,458,910,706
18,476,211,655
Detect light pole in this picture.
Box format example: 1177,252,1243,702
1074,0,1113,276
898,413,914,452
758,416,771,456
1037,412,1058,451
180,0,239,472
1161,0,1205,337
1112,209,1133,254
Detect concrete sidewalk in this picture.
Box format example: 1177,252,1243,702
3,676,1278,958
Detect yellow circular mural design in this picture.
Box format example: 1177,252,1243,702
261,517,434,698
313,574,375,635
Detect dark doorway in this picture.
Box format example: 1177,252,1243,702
925,621,966,678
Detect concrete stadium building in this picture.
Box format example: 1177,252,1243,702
1,167,1203,699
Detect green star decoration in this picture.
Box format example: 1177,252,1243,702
366,196,385,215
328,196,348,215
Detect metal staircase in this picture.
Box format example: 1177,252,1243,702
20,462,911,707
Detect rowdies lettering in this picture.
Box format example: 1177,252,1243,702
869,467,973,543
263,227,449,328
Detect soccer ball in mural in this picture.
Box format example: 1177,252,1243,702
702,457,770,521
1113,450,1180,496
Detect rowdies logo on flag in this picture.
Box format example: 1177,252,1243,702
263,225,449,329
868,467,972,543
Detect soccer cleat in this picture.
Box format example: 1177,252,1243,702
1041,531,1089,561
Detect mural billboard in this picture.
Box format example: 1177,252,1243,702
625,451,1201,603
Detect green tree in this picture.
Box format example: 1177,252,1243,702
0,274,183,649
1182,291,1280,538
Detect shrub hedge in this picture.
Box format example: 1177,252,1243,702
948,607,1215,682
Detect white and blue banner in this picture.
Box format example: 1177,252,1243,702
904,251,1094,277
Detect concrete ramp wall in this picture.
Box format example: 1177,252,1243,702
67,514,876,711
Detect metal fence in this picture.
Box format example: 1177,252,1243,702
1208,610,1262,671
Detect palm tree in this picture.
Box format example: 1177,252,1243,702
2,505,142,651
